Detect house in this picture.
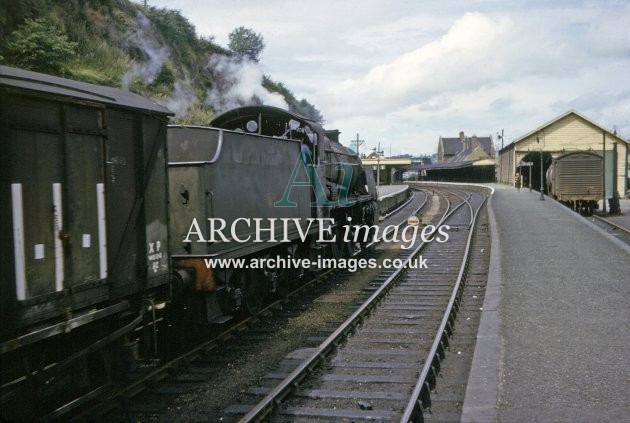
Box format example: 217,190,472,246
437,131,494,163
417,131,496,182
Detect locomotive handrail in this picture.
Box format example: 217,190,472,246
168,128,224,165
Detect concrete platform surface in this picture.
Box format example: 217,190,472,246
462,184,630,423
376,184,408,200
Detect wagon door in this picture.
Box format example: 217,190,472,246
63,105,107,288
5,97,106,302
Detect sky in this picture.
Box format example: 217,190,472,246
148,0,630,156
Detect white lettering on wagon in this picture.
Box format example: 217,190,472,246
148,240,163,273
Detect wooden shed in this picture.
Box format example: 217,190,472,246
497,110,629,199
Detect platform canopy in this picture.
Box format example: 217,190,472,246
497,109,629,198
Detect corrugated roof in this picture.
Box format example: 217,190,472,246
0,65,172,115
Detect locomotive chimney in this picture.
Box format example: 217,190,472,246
325,129,341,143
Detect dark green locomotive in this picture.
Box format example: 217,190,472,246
168,106,378,319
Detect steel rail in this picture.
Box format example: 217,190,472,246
364,188,428,250
380,190,415,220
238,190,468,422
76,188,430,420
592,214,630,235
375,188,429,246
400,191,488,423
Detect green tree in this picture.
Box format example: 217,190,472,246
3,18,78,75
228,26,265,62
0,0,49,37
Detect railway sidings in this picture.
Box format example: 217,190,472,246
90,185,492,422
230,188,488,422
77,188,440,420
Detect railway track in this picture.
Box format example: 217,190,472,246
226,189,489,422
591,214,630,246
70,188,430,420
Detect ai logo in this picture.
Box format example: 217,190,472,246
274,148,355,208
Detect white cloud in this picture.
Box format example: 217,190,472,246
584,12,630,56
147,0,630,153
317,13,513,117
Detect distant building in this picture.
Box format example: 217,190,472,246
362,156,412,185
497,110,629,198
437,131,494,163
399,156,432,180
404,131,496,182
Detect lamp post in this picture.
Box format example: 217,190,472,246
372,142,384,187
497,130,505,182
537,135,544,201
602,130,606,213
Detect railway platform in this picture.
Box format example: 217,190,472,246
377,184,409,218
462,184,630,423
376,184,408,199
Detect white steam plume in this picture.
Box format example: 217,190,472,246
122,12,170,88
205,54,288,114
165,81,198,117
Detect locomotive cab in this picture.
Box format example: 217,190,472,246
210,105,322,163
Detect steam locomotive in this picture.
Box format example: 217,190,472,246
0,65,377,419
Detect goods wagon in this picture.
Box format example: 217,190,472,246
0,65,172,419
546,151,603,215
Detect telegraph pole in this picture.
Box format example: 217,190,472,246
351,133,364,157
497,129,504,149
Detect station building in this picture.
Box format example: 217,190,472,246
497,110,629,198
407,131,496,182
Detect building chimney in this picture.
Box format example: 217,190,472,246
471,135,480,150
